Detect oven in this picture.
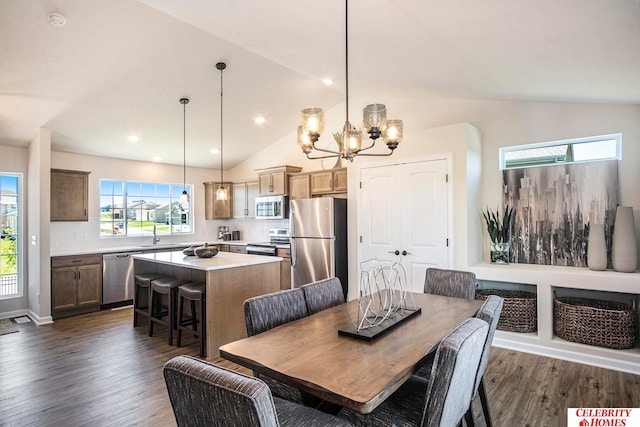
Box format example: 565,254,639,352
246,228,290,256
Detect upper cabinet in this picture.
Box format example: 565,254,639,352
233,181,259,219
256,165,302,196
310,168,347,195
288,173,311,200
204,182,234,219
51,169,90,221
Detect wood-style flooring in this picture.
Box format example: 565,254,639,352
0,308,637,426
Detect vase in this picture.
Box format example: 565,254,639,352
332,156,344,169
490,242,509,264
611,206,638,273
587,224,607,271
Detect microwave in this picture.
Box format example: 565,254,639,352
255,195,289,219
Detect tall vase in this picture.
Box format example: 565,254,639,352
611,206,638,273
587,224,607,271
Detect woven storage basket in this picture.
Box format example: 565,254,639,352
554,296,638,349
476,289,537,333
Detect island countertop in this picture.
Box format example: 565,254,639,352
131,250,282,271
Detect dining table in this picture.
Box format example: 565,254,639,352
219,291,483,414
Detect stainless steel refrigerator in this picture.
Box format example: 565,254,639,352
289,197,348,298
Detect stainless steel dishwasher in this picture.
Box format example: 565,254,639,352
102,251,142,308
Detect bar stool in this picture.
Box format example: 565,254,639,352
176,282,207,357
149,276,190,345
133,272,169,327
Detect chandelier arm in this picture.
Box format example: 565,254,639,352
305,152,342,160
351,148,397,157
357,140,378,152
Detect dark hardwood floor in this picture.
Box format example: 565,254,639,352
0,308,637,426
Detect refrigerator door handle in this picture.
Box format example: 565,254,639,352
290,205,297,267
291,237,297,267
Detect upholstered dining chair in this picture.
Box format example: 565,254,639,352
464,294,504,427
424,267,477,300
163,356,354,427
337,317,489,427
300,277,345,315
243,288,310,404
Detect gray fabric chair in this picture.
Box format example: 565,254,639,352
243,288,310,404
300,277,345,315
423,268,477,300
337,317,489,427
463,295,504,427
163,355,354,427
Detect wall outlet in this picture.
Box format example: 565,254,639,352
74,232,87,240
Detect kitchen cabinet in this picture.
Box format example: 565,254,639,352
218,244,230,252
288,173,311,200
277,247,291,291
204,182,234,219
232,181,259,218
310,167,347,195
51,253,102,319
256,165,302,196
229,245,247,254
51,169,90,221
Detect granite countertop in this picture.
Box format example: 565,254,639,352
51,240,252,257
132,250,282,271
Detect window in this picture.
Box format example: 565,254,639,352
500,134,621,170
1,174,21,299
100,179,193,237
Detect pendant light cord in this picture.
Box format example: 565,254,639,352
219,65,224,185
345,0,349,131
183,101,186,191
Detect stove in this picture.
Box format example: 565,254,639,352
246,228,290,256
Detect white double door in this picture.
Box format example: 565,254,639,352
359,159,449,293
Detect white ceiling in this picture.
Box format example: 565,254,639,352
1,0,639,168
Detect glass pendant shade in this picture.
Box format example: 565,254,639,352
363,104,387,133
301,107,325,135
180,190,189,204
383,120,403,146
346,125,362,154
216,185,228,201
297,126,313,154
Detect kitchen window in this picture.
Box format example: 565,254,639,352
500,134,621,170
100,179,193,237
0,173,21,299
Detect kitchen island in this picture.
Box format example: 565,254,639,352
132,250,282,357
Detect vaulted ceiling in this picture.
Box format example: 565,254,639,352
1,0,638,168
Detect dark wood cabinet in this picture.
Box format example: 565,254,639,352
51,169,90,221
277,247,291,291
51,253,102,319
204,182,234,219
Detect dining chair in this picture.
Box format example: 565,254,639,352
464,294,504,427
163,355,354,427
243,288,310,404
300,277,345,315
337,317,489,427
424,267,477,300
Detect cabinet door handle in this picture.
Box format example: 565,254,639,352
77,271,80,280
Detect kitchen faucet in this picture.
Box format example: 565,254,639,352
153,223,160,245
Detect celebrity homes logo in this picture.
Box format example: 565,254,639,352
568,408,639,426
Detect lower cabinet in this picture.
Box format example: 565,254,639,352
229,245,247,254
277,247,291,290
218,244,230,252
51,254,102,319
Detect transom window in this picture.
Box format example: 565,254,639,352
1,174,21,299
100,179,193,237
500,134,621,170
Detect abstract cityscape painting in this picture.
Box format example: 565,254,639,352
502,160,618,267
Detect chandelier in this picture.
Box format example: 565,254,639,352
297,0,403,161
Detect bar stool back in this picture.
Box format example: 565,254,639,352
177,282,207,357
149,276,190,345
133,272,169,327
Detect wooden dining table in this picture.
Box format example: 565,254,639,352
219,292,483,414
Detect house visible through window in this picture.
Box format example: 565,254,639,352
100,179,193,237
1,174,21,299
500,134,621,170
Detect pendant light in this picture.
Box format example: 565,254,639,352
179,97,190,204
216,62,228,201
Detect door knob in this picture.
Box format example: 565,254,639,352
402,250,411,256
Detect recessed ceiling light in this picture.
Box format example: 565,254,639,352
254,116,266,125
322,78,334,86
128,135,140,142
210,148,220,155
152,156,162,162
47,13,67,28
